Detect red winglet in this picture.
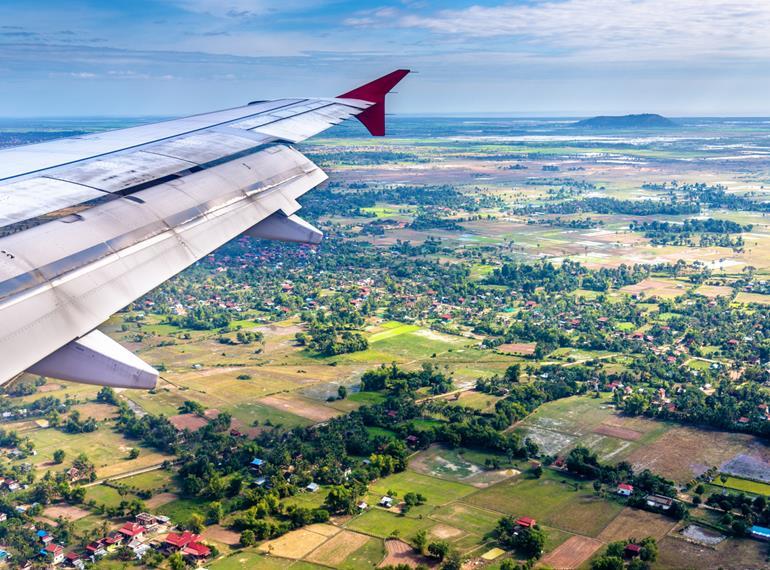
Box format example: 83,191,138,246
338,69,410,136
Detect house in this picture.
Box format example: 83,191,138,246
305,482,320,493
0,549,10,563
515,517,536,528
182,541,211,562
165,531,201,552
617,483,634,496
379,496,394,508
132,543,151,560
104,533,124,551
37,530,54,545
135,512,162,531
64,551,81,566
250,458,265,470
0,513,6,522
624,544,642,558
751,525,770,541
645,494,673,510
405,435,419,446
41,543,65,565
118,522,145,542
357,501,368,510
85,540,107,558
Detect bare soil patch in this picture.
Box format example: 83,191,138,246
38,383,62,393
201,525,241,546
497,342,536,355
259,526,335,559
258,393,342,423
430,524,465,540
621,278,687,299
657,535,767,569
593,424,643,441
168,413,208,432
42,504,91,522
540,535,603,569
306,530,370,566
145,492,178,508
71,403,117,421
598,508,677,542
626,425,770,482
379,539,435,568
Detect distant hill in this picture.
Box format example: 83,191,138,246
575,113,676,128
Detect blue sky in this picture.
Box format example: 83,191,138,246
2,0,770,117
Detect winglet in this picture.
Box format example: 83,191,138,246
338,69,410,136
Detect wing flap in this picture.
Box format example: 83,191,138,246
27,329,158,389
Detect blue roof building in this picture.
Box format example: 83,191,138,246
751,525,770,541
250,458,264,467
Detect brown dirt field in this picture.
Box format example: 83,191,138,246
71,402,117,421
258,393,342,423
259,526,335,559
167,413,208,432
625,425,770,482
38,383,62,393
597,508,677,542
379,539,435,568
657,535,769,570
201,525,241,546
621,278,688,299
42,504,91,522
497,342,536,355
306,530,370,566
593,424,643,441
695,285,734,299
430,524,465,540
145,492,178,508
540,535,604,569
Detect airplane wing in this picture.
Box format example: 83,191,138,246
0,69,410,389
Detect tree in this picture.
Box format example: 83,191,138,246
168,552,187,570
189,513,205,533
428,541,450,561
53,449,65,464
128,448,140,459
532,465,543,478
413,529,428,553
441,550,462,570
337,385,348,400
240,530,256,546
590,556,624,570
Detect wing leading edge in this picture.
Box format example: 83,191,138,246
0,69,410,389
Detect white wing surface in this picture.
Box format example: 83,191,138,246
0,70,410,388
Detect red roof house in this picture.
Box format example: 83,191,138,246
617,483,634,496
624,543,642,557
118,522,145,540
182,542,211,560
165,531,200,551
515,517,536,528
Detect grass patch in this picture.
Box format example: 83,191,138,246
713,476,770,496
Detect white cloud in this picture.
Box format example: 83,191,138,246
395,0,770,62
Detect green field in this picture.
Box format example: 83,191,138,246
462,470,623,537
713,476,770,496
345,507,434,538
155,497,210,526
